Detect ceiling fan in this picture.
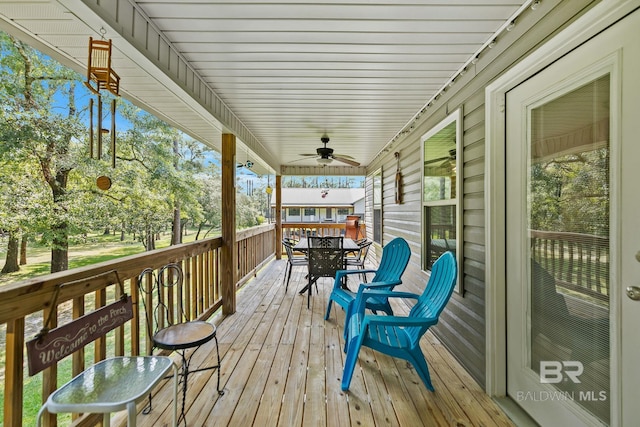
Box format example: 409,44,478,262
298,136,360,166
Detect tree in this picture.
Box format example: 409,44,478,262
194,168,222,240
530,148,609,236
116,103,206,249
0,32,86,272
0,160,49,273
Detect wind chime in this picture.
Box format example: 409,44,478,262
85,33,121,190
394,152,403,204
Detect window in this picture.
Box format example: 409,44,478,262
337,208,349,216
422,110,461,289
325,208,332,219
304,208,316,217
289,208,300,216
372,169,382,244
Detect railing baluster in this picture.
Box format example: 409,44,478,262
131,276,141,356
144,272,154,356
4,317,25,427
213,249,220,302
190,256,198,319
115,285,125,356
42,304,57,427
71,296,85,422
198,253,205,315
94,288,107,362
204,252,211,308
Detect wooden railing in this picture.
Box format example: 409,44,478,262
0,224,275,427
530,229,609,301
282,222,366,240
236,224,276,286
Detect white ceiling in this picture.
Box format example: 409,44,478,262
0,0,528,175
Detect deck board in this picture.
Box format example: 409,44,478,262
112,259,515,427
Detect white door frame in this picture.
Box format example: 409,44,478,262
484,0,637,413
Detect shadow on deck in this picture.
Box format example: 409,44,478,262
113,258,514,426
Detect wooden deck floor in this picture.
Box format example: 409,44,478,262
113,258,515,427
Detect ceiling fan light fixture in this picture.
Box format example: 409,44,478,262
317,157,333,165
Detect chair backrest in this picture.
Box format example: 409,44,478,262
283,239,295,259
354,240,373,262
308,236,344,278
309,235,343,248
371,237,411,283
138,263,188,340
406,251,457,344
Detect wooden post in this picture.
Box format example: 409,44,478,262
275,175,282,259
221,133,237,315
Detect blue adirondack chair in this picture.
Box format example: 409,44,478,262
324,237,411,322
341,251,457,392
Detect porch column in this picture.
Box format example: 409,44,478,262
275,175,282,259
221,133,236,315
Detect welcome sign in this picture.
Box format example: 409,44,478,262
26,297,133,376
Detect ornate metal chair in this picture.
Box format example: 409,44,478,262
138,263,223,425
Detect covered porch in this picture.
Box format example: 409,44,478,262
3,1,635,425
1,224,514,426
108,257,513,427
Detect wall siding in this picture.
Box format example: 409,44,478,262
365,0,599,388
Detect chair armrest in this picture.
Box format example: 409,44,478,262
332,269,378,289
344,282,399,330
355,280,402,293
358,289,420,301
363,314,437,328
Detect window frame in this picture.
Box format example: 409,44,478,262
372,168,383,245
421,109,463,292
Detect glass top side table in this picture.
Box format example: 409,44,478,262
37,356,177,427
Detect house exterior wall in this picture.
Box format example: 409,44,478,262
363,0,600,388
283,206,357,222
278,188,365,223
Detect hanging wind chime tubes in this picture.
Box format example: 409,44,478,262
86,36,120,169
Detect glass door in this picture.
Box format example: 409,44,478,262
507,73,611,425
505,9,640,425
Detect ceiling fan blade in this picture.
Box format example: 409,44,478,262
424,155,450,165
287,157,316,164
333,156,360,166
298,153,318,157
332,153,355,159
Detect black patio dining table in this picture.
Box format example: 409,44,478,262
292,237,361,295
